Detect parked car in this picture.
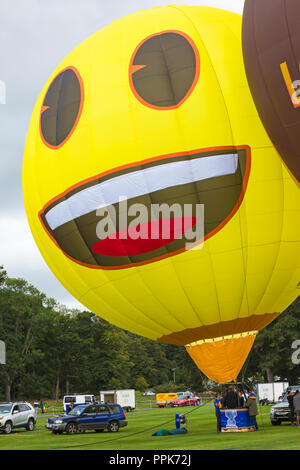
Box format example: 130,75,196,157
270,385,300,425
45,403,128,435
170,396,200,407
144,391,156,396
170,398,187,407
0,402,36,434
186,397,200,406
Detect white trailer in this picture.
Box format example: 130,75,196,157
99,389,135,411
258,382,289,403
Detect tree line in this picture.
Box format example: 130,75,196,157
0,265,299,401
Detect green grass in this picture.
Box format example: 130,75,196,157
0,404,300,450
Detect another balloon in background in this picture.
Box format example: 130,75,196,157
242,0,300,184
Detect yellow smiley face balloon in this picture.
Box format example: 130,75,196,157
23,6,300,383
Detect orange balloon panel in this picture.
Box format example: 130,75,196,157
187,333,257,384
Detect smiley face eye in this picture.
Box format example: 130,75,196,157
129,31,200,109
40,67,84,148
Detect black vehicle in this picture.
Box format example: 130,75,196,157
45,403,127,435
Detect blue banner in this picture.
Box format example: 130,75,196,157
220,409,252,430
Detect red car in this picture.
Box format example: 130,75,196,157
170,398,187,407
170,397,200,407
186,397,200,406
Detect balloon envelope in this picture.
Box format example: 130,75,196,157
242,0,300,183
23,6,300,383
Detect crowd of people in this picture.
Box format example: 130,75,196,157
213,387,258,433
213,386,300,433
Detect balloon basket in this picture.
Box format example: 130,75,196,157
220,408,256,433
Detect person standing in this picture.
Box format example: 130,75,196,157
33,400,39,416
238,391,244,407
214,393,222,433
39,399,45,414
244,392,259,430
287,389,295,425
223,387,239,409
293,390,300,427
68,401,75,413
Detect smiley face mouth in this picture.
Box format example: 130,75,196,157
39,146,250,269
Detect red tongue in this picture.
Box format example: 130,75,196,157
91,217,197,257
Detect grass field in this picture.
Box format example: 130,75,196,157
0,404,300,450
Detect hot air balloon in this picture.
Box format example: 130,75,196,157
242,0,300,184
23,6,300,384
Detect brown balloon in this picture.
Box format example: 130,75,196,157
242,0,300,183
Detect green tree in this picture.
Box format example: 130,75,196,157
243,297,300,384
135,376,149,392
0,266,7,285
0,278,50,400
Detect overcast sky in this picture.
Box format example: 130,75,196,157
0,0,245,309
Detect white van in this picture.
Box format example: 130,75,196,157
63,394,96,412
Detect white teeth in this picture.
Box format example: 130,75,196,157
45,153,238,231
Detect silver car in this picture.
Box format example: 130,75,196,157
269,386,300,425
0,402,36,434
